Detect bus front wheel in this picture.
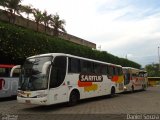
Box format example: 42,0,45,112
142,84,147,91
131,86,134,93
68,90,79,106
110,87,115,97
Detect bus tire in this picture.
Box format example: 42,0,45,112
142,84,147,91
110,87,115,97
131,86,134,93
68,90,79,106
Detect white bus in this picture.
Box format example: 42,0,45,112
122,67,148,92
0,64,20,98
17,53,124,105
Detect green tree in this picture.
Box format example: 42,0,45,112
20,4,33,19
19,4,33,25
50,13,66,36
145,64,160,77
0,0,7,8
33,8,43,31
42,10,52,33
0,20,141,68
5,0,22,23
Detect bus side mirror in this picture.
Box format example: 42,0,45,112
42,61,51,75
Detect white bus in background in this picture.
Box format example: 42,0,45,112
17,53,124,106
0,64,20,98
122,67,148,92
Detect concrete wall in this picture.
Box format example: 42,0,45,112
0,10,96,49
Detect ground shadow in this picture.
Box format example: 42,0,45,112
21,94,119,112
0,96,16,102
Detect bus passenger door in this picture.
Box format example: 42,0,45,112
49,56,68,104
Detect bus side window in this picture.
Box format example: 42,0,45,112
68,57,80,73
93,63,100,74
101,65,108,75
108,66,114,76
50,56,66,88
132,73,137,78
81,60,93,73
139,73,144,77
117,67,123,75
127,73,130,80
106,65,110,75
114,67,118,75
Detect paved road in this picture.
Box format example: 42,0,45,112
0,86,160,120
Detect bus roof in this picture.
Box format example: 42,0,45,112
123,67,147,73
0,64,15,68
28,53,122,67
122,67,140,70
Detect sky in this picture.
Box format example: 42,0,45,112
21,0,160,67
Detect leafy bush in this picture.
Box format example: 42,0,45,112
0,20,141,68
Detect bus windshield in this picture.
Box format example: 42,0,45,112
19,56,52,91
124,73,130,85
123,69,130,85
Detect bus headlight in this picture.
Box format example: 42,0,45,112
124,86,127,90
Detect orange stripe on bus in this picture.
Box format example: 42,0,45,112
112,76,118,82
78,80,92,87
